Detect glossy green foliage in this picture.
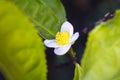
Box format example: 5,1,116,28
81,10,120,80
42,0,66,24
0,1,47,80
73,63,83,80
11,0,66,39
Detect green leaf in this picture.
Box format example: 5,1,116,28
73,63,83,80
0,1,47,80
81,10,120,80
42,0,66,24
11,0,66,39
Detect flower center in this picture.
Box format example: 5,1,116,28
56,31,70,45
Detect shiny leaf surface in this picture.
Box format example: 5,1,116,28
82,10,120,80
11,0,66,39
0,1,47,80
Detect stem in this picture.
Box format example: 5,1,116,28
82,12,115,34
68,47,77,64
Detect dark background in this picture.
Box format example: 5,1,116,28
0,0,120,80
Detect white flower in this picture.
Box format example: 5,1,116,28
44,21,79,55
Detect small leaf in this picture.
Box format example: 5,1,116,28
0,1,47,80
11,0,66,39
73,63,83,80
81,10,120,80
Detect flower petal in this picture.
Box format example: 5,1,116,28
61,21,73,37
44,39,59,48
54,44,71,55
70,32,79,43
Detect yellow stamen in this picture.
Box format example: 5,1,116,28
56,31,70,45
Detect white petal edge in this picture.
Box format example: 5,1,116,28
44,39,60,48
54,44,71,55
61,21,73,37
70,32,79,43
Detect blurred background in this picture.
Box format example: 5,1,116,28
46,0,120,80
0,0,120,80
